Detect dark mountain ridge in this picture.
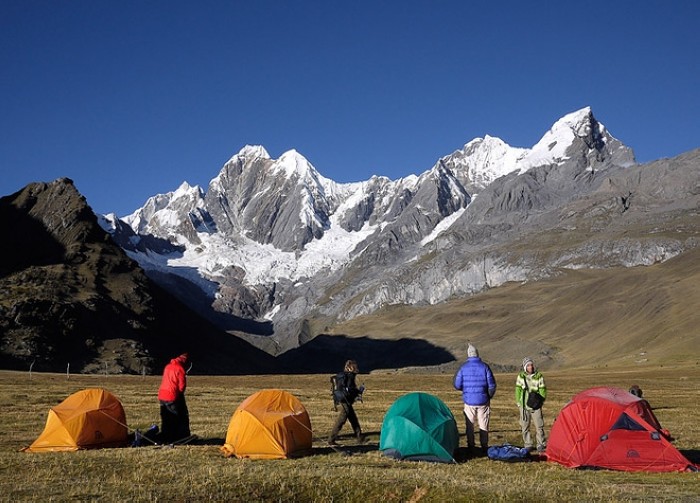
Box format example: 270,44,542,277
0,179,277,374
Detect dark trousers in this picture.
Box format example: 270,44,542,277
159,395,190,443
329,401,361,440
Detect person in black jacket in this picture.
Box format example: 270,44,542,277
328,360,366,445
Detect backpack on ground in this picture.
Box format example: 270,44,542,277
487,444,531,462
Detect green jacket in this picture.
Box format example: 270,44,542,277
515,370,546,409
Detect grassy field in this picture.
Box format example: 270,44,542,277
1,365,698,502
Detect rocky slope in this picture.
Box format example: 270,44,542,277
0,179,277,374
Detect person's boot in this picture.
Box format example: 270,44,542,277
328,423,342,445
466,432,476,453
354,428,367,444
328,413,346,445
328,425,340,445
479,430,489,452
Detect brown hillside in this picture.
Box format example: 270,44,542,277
329,247,700,371
0,179,277,374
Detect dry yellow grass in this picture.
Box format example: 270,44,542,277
1,365,698,502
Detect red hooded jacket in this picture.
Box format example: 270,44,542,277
157,354,188,402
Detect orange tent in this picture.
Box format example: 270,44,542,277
221,389,312,459
24,388,128,452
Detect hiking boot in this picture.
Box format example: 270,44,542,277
356,434,368,445
328,437,338,446
536,445,546,453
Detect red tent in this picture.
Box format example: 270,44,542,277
547,387,697,472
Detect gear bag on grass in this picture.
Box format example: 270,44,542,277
487,444,531,462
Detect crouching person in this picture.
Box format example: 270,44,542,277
158,353,191,443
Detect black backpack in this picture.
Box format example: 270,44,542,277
330,372,352,407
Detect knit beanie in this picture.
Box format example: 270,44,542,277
467,344,479,358
522,357,534,372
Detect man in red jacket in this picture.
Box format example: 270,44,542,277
157,353,191,442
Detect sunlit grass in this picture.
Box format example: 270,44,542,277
1,366,698,502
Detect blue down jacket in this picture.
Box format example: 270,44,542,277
453,357,497,406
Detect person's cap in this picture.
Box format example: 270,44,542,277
629,385,643,398
467,344,479,358
522,357,534,371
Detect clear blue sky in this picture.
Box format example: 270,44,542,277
2,1,699,216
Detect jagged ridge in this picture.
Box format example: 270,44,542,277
100,108,700,358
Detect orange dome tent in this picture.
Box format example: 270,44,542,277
221,389,312,459
24,388,128,452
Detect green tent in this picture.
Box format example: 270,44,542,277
379,392,458,463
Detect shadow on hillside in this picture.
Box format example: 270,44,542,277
146,268,275,337
132,232,186,256
0,201,67,278
277,334,456,373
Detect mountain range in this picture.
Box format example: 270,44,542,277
2,107,698,373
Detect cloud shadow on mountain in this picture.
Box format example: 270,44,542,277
276,334,456,373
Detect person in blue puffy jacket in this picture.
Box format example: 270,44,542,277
453,343,497,452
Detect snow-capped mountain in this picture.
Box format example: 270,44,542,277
437,107,635,193
119,107,625,285
114,142,471,285
103,107,681,355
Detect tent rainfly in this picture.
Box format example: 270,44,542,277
547,387,698,472
24,388,128,452
380,392,459,463
221,389,312,459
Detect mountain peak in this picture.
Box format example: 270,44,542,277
233,145,270,160
549,106,597,139
272,149,340,198
437,134,527,192
174,181,202,198
276,149,312,176
516,106,601,171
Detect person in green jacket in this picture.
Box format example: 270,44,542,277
515,357,547,452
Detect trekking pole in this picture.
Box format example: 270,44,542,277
97,410,159,446
357,384,366,404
